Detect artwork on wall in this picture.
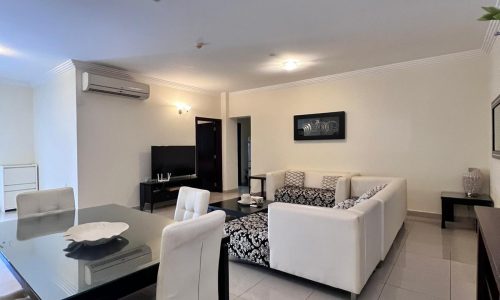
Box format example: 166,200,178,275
492,94,500,159
294,111,345,140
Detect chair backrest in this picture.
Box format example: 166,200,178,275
156,210,226,300
16,187,75,218
174,187,210,221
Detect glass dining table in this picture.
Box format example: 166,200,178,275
0,204,229,300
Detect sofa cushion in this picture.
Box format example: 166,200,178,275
284,170,305,187
224,212,269,266
358,184,388,200
322,176,340,190
333,198,357,209
274,186,336,207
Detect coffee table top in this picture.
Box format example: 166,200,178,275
209,197,272,218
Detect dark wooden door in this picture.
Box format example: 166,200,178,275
195,117,223,192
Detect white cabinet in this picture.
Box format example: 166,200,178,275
0,164,38,212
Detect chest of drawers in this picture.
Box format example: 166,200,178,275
0,164,38,212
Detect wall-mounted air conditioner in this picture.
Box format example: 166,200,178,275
82,72,150,100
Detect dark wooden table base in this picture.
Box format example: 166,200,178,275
441,192,493,229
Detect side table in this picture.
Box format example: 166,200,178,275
249,174,266,198
441,191,493,228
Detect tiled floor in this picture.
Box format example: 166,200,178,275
226,216,477,300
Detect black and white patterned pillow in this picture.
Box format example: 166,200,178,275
355,184,387,204
322,176,340,190
284,170,305,187
333,199,357,209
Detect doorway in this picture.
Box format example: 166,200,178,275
195,117,222,192
236,117,251,193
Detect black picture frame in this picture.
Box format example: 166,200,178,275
492,95,500,159
294,111,345,140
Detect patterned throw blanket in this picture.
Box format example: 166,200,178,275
274,186,336,207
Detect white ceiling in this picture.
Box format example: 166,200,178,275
0,0,493,92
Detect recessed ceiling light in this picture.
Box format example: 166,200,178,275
282,60,299,71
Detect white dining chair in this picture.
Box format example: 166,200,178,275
0,259,25,300
16,187,75,219
174,187,210,221
157,210,226,300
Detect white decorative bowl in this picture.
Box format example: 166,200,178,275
64,222,129,246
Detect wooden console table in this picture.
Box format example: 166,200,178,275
476,206,500,300
440,192,493,228
140,176,199,213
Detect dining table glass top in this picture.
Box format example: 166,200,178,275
0,204,174,300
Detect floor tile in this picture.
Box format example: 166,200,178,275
394,252,450,277
450,280,475,300
379,284,441,300
400,239,451,260
449,230,477,264
388,252,450,299
451,261,476,283
229,261,267,296
238,271,314,300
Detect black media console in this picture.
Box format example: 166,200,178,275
140,176,199,213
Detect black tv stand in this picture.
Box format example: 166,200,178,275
140,176,199,213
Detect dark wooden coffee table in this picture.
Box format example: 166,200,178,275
208,197,272,220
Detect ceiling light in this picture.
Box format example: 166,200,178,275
0,45,17,57
282,60,299,71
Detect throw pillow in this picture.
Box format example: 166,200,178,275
284,170,305,187
357,184,388,201
333,199,357,209
322,176,340,190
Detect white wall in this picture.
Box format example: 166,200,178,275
228,53,490,214
0,82,34,165
33,70,79,197
221,93,239,191
76,70,221,208
489,41,500,207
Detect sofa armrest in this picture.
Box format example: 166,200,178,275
370,178,407,259
266,170,286,200
268,201,381,294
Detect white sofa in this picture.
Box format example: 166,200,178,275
267,176,407,297
265,170,359,202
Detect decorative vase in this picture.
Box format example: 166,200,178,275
462,168,482,197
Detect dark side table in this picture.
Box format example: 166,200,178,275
249,174,266,198
441,192,493,228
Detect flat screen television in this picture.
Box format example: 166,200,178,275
151,146,196,178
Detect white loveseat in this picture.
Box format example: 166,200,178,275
265,169,359,203
267,176,407,297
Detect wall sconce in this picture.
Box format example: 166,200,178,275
176,103,191,115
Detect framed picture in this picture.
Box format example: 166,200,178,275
294,111,345,140
492,95,500,159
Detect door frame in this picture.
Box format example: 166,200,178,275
195,117,223,192
237,123,242,186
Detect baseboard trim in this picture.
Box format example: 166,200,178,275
407,210,441,219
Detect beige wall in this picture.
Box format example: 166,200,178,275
490,41,500,207
228,53,490,214
0,82,34,165
33,70,79,196
76,70,221,208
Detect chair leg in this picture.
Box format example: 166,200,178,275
350,293,358,300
